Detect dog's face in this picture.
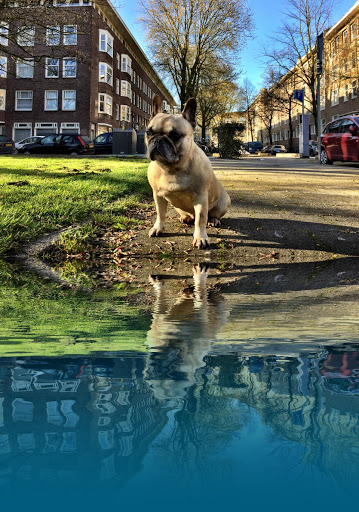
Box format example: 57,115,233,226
145,96,197,165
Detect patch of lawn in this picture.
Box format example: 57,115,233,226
0,155,151,257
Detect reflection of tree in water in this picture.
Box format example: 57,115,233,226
149,350,359,488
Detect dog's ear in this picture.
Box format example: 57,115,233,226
182,98,196,129
152,95,162,117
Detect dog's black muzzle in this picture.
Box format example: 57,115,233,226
147,135,179,163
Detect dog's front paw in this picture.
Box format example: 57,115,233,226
149,225,164,237
193,235,210,249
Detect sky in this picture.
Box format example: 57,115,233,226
115,0,357,101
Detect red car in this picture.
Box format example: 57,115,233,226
320,114,359,164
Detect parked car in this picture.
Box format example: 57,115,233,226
261,145,273,153
0,135,15,154
271,145,286,155
309,140,318,157
242,141,263,154
94,132,113,154
321,114,359,164
15,136,44,151
18,134,95,155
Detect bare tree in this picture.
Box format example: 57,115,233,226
238,78,258,141
263,0,336,134
138,0,254,107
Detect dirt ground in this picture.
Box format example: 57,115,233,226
14,155,359,293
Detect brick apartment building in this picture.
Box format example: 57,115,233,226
0,0,176,142
249,1,359,149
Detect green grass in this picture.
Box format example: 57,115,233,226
0,155,151,256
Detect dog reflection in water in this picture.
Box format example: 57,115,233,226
144,264,229,401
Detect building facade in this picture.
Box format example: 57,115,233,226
0,0,175,141
249,1,359,149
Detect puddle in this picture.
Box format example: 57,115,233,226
1,259,359,509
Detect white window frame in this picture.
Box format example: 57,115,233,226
99,62,113,86
0,89,5,110
121,80,131,99
99,29,113,57
352,80,357,99
17,26,35,46
115,103,119,121
45,58,59,78
121,54,132,75
46,25,60,46
344,83,349,102
116,53,120,69
62,90,76,111
60,122,80,134
63,25,77,45
121,105,131,122
63,57,76,78
98,93,112,115
0,56,7,78
331,88,339,106
116,78,120,96
16,59,34,79
15,90,33,111
34,122,57,136
44,90,58,111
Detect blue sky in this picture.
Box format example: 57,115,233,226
115,0,356,99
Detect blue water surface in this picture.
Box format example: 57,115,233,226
1,263,359,511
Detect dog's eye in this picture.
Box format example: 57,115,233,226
168,130,182,142
146,129,153,137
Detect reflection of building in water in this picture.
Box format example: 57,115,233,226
0,357,167,485
202,351,359,485
1,349,359,487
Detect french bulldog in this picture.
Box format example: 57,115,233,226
146,95,231,249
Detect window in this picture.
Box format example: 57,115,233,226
99,62,113,86
121,54,132,75
15,90,33,111
352,80,357,99
116,78,120,95
351,22,357,41
116,53,120,69
45,90,58,110
99,30,113,57
98,93,112,115
63,25,77,45
331,88,339,105
121,80,131,99
46,26,60,45
63,58,76,78
62,90,76,110
0,56,7,78
17,26,35,46
115,103,119,121
0,89,5,110
320,94,325,110
343,29,348,45
351,51,356,68
45,58,59,78
344,83,349,101
16,59,34,78
343,58,348,74
121,105,131,122
0,23,8,46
